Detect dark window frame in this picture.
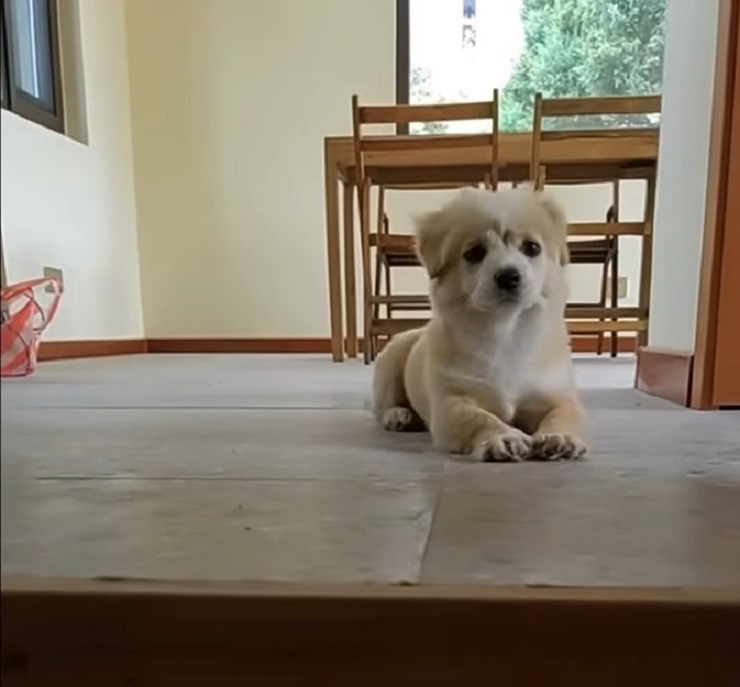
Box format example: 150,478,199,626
395,0,409,133
0,0,64,133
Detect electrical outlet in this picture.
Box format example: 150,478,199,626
43,266,64,293
606,276,628,300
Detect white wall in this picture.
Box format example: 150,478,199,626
649,0,720,349
1,0,143,341
125,0,645,339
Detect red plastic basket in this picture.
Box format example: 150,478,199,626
1,276,62,377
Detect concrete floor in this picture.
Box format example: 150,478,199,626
2,354,739,586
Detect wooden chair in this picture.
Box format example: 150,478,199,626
352,92,501,362
530,94,661,354
372,182,480,329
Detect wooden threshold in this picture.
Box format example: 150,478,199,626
636,346,694,407
2,577,739,687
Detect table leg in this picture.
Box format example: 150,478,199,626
324,140,344,362
343,183,358,358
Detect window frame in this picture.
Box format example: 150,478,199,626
0,0,64,133
395,0,410,133
397,0,665,135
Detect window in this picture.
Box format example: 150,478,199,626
397,0,666,134
0,0,64,132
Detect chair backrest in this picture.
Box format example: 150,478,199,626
351,91,500,192
530,93,662,188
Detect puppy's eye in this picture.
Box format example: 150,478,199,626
521,240,541,258
463,243,487,264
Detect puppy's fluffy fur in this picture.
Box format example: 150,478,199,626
372,186,587,462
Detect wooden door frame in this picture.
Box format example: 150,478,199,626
691,0,740,409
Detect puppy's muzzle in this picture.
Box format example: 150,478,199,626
494,267,521,294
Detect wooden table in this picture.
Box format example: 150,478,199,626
324,132,659,362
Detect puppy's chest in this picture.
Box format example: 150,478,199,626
468,352,531,396
459,347,535,412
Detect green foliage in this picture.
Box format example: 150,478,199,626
501,0,666,131
410,66,450,134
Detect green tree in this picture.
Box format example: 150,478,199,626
502,0,666,131
410,66,450,134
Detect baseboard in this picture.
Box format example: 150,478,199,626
570,335,636,354
35,335,638,361
146,338,333,354
150,336,636,355
38,339,147,362
636,346,694,406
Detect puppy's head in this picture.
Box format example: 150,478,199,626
416,186,568,316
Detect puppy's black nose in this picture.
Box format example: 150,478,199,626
494,267,521,292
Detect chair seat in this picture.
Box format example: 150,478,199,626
370,233,416,251
567,238,616,265
370,318,429,338
382,252,421,267
371,232,420,267
370,294,430,312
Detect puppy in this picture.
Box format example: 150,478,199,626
372,186,587,462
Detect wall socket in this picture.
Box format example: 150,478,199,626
605,276,628,300
43,266,64,293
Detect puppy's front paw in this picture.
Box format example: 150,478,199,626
381,407,416,432
475,430,532,463
531,433,587,461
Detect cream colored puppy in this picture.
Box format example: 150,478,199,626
372,186,587,462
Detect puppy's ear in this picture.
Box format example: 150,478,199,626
415,209,449,280
536,192,569,266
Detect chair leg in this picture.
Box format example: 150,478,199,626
638,175,657,349
597,259,609,356
385,261,392,319
373,187,385,323
359,181,373,365
373,252,382,324
342,184,357,358
610,180,621,357
610,246,620,357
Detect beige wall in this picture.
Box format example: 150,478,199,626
649,0,720,350
125,0,646,339
5,1,703,344
1,0,143,341
126,0,395,338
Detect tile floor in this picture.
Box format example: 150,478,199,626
2,354,739,586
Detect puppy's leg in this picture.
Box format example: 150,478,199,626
529,396,587,461
432,396,531,462
372,329,423,432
